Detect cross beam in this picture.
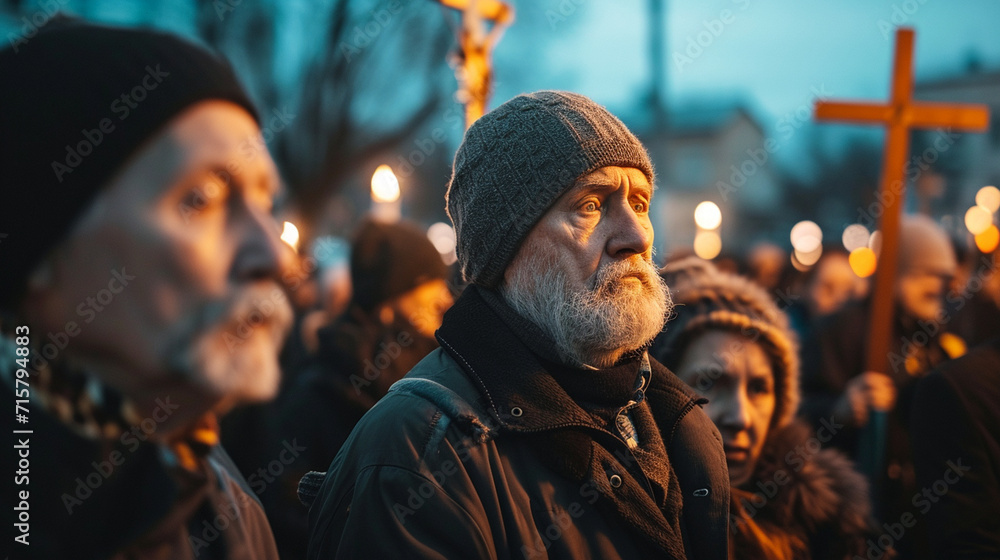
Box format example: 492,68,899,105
815,27,988,374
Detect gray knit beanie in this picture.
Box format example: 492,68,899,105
445,90,654,288
651,257,800,431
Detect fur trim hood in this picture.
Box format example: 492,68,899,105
654,257,800,430
731,420,879,560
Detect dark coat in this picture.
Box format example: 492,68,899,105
266,310,440,558
303,286,730,559
2,383,278,560
911,336,1000,559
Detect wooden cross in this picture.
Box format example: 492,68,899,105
435,0,513,129
815,27,989,375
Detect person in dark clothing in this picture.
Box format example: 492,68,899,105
799,215,965,559
301,91,730,559
267,218,452,559
0,18,292,559
786,246,867,348
653,258,877,560
949,248,1000,348
910,336,1000,559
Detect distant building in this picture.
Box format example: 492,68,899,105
914,66,1000,223
640,101,783,258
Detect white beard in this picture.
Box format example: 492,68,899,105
501,252,672,368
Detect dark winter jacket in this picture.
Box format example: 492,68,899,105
799,300,963,533
302,285,730,559
266,309,440,558
730,420,877,560
2,382,278,560
911,336,1000,559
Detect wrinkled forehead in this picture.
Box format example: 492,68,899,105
97,102,277,207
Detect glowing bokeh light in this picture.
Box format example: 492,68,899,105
976,186,1000,213
868,230,883,256
975,225,1000,253
790,220,822,253
280,221,299,250
427,222,458,265
694,201,722,230
693,230,722,260
842,224,870,252
965,205,993,235
795,245,823,266
371,164,400,203
849,247,877,278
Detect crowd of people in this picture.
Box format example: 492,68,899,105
3,17,998,560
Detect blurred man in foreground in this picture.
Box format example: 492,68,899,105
303,91,729,559
1,18,292,559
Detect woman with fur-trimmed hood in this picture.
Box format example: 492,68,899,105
652,258,881,560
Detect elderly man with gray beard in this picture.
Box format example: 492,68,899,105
302,91,729,559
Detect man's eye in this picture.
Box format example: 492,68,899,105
178,175,230,216
633,201,649,213
582,201,599,212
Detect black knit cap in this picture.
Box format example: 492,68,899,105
0,17,259,310
349,219,449,313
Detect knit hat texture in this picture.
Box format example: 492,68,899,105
651,257,800,430
349,219,449,312
0,17,259,310
445,90,654,288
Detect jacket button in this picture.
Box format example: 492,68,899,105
693,488,709,497
609,474,622,488
510,407,523,417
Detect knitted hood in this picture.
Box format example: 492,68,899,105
652,257,800,431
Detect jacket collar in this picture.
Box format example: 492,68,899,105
435,285,701,436
436,285,597,431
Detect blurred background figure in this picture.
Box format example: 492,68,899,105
652,258,876,560
911,336,1000,559
786,246,869,359
950,243,1000,347
745,242,788,293
267,217,453,558
298,240,353,357
800,214,966,558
